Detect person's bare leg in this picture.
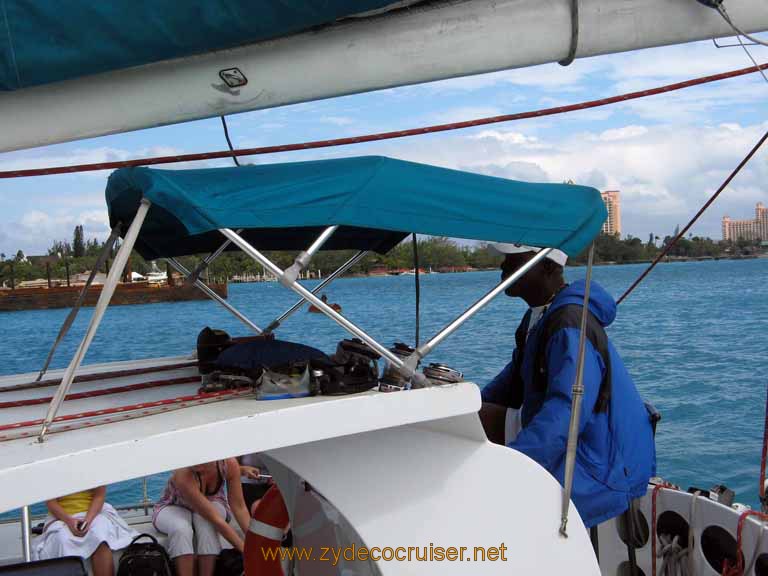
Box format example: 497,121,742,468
197,554,218,576
90,543,114,576
174,554,195,576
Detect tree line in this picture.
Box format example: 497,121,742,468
0,226,763,287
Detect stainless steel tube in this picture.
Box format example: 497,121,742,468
142,477,150,516
220,228,404,368
185,228,243,285
559,242,594,537
166,257,262,334
305,226,339,258
415,249,552,359
38,200,152,442
36,224,121,381
264,250,368,333
284,226,339,283
21,505,31,562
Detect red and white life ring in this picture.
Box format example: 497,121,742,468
244,484,290,576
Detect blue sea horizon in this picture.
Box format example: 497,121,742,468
1,259,765,518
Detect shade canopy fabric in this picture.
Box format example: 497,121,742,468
0,0,400,91
105,156,606,260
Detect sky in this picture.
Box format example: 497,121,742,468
0,37,767,257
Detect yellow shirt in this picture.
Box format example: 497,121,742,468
57,490,94,515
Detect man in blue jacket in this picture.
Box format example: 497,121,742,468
480,243,655,528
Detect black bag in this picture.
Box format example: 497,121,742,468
197,327,232,374
214,549,243,576
116,534,173,576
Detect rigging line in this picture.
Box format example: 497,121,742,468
761,381,768,512
717,4,768,48
737,33,768,85
0,376,199,409
0,388,254,442
412,233,420,348
0,361,197,393
617,126,768,305
220,116,241,166
2,62,768,179
0,387,250,433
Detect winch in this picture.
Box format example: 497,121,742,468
422,363,463,385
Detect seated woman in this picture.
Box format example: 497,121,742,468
33,486,137,576
153,458,250,576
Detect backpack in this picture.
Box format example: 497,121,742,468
214,549,244,576
116,534,173,576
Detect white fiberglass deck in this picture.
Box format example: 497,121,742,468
0,355,480,513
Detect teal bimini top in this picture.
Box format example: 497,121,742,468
105,156,606,261
0,0,400,90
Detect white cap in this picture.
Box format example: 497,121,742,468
488,243,568,267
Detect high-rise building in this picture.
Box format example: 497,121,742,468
722,202,768,241
600,191,621,236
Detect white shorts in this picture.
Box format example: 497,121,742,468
154,502,227,558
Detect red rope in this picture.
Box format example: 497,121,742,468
0,387,253,441
651,482,675,576
617,126,768,305
722,510,768,575
0,375,199,409
1,63,767,179
0,386,248,433
761,383,768,509
0,361,197,393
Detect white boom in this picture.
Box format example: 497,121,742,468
1,0,767,152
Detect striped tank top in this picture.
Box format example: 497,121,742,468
153,460,231,523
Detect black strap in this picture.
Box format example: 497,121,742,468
128,533,160,546
532,304,612,413
506,309,531,409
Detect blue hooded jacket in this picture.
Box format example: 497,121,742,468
481,280,656,527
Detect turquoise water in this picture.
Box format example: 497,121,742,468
1,259,766,515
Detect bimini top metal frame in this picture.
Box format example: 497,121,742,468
36,155,605,534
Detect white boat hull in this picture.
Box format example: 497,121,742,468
0,356,600,574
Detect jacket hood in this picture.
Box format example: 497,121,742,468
549,279,616,327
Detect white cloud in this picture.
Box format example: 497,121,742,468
470,130,544,148
6,208,111,256
343,118,768,239
598,126,649,141
319,116,356,126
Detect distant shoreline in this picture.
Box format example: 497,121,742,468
568,253,765,268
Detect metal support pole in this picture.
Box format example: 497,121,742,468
406,249,553,374
166,258,262,334
38,201,151,442
46,262,51,288
185,229,243,286
142,477,150,516
220,228,404,368
21,505,31,562
559,242,595,537
264,250,368,333
65,261,70,287
283,226,339,284
36,226,121,382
